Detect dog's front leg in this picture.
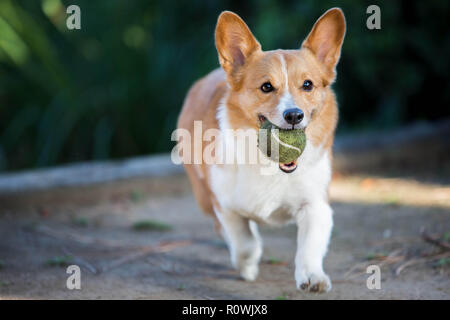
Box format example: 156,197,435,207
295,200,333,293
215,210,263,281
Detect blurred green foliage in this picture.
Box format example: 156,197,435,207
0,0,449,171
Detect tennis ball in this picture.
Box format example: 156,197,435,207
258,119,306,163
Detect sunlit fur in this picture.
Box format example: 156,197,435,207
178,8,346,293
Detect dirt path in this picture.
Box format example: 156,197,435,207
0,173,449,299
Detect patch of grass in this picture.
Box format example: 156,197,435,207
45,255,73,267
366,252,376,260
132,220,173,232
436,257,450,267
129,190,145,203
275,293,288,300
366,252,388,261
23,222,38,231
72,217,88,227
177,283,186,291
385,195,401,206
266,257,285,265
443,231,450,242
0,281,11,287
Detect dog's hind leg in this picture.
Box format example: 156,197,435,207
215,210,263,281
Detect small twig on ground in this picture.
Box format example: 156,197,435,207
33,225,192,274
395,251,450,275
344,249,405,280
345,229,450,279
35,225,122,248
370,236,421,246
101,240,192,272
62,248,99,274
420,227,450,251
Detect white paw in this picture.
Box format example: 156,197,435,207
296,269,331,293
239,263,259,281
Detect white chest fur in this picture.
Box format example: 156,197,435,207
209,129,331,226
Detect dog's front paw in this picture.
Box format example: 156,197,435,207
296,269,331,293
231,244,262,282
239,263,259,281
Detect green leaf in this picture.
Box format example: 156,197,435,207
132,220,173,232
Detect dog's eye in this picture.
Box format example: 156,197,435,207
260,82,274,93
302,80,313,91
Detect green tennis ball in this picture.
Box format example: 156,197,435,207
258,120,307,163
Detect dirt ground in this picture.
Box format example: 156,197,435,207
0,171,449,300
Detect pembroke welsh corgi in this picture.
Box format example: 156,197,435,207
176,8,346,293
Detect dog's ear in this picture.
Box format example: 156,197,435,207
215,11,261,81
302,8,346,72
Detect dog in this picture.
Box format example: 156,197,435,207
177,8,345,293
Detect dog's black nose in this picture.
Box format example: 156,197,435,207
283,108,304,125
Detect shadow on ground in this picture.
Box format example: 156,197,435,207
0,173,449,299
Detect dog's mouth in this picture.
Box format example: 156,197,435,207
258,114,305,131
279,160,297,173
258,114,267,125
258,114,299,174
